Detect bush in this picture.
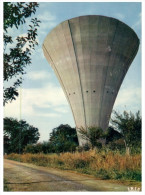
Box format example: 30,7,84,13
96,169,111,180
56,160,64,166
4,179,11,191
24,142,53,154
73,159,89,169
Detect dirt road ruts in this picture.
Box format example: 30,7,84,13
4,159,128,191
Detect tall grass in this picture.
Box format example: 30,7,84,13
5,149,141,181
4,179,11,191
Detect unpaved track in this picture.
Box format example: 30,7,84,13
4,159,128,191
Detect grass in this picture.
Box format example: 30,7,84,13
5,149,141,182
4,179,11,191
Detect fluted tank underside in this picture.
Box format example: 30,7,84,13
43,15,139,145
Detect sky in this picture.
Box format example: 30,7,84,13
3,2,142,142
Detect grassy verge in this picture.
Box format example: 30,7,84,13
5,149,141,182
4,179,11,191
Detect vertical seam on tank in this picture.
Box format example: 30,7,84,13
79,17,88,128
68,19,87,130
88,16,91,126
43,44,77,126
90,16,100,126
110,21,125,95
99,20,119,129
59,23,78,127
60,22,78,93
54,27,80,127
96,16,102,128
100,18,112,129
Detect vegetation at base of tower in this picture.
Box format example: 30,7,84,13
78,110,141,155
4,110,141,155
24,124,79,154
3,2,40,105
4,117,40,154
77,127,105,149
110,110,141,155
49,124,79,152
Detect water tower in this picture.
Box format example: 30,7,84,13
42,15,139,146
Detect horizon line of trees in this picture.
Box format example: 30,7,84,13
4,110,141,155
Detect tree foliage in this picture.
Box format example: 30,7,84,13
4,117,40,154
105,126,123,144
77,110,141,154
111,110,141,154
6,110,141,155
105,127,124,151
3,2,40,105
24,141,52,154
49,124,79,153
24,124,79,154
78,126,105,149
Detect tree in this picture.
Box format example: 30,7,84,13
105,126,124,151
105,126,123,144
49,124,79,153
111,110,141,155
3,2,40,105
4,117,40,154
78,126,105,149
3,135,10,154
24,141,54,154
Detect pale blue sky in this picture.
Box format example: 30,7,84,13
4,2,141,142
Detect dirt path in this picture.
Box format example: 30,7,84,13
4,159,129,191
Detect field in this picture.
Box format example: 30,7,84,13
5,149,141,182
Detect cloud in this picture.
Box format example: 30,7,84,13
132,20,141,29
38,11,57,31
112,13,125,20
38,11,56,22
4,84,69,120
34,47,45,59
132,19,141,30
114,86,141,112
35,112,61,118
26,70,51,80
40,21,57,31
132,12,141,30
6,25,19,37
54,107,69,113
4,82,141,121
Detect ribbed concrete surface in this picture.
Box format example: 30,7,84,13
42,15,139,146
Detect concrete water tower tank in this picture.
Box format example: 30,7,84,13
42,15,139,146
